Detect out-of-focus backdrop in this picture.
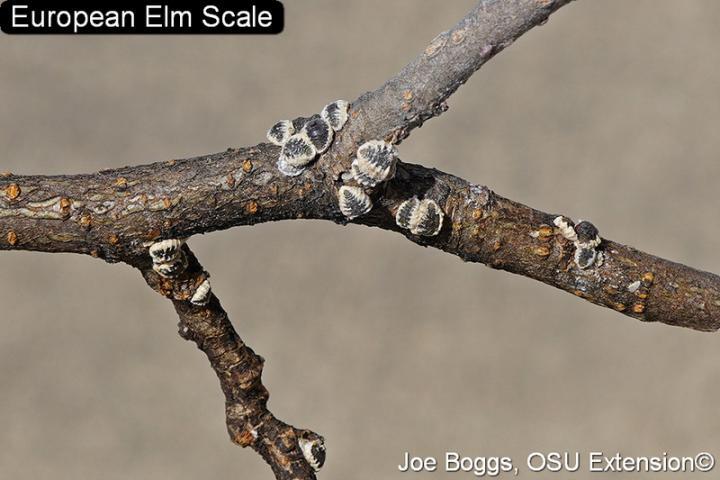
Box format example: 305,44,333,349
2,1,720,478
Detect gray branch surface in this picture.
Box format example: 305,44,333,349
2,1,719,478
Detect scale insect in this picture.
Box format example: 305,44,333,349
395,197,444,236
321,100,349,132
190,279,212,306
351,140,398,187
299,435,326,472
553,216,603,270
149,239,188,278
149,239,183,264
553,216,578,243
266,120,295,146
338,185,372,219
302,116,334,154
273,100,350,176
277,132,317,176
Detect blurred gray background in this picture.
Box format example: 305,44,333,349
2,1,720,478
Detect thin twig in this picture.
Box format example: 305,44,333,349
138,246,321,479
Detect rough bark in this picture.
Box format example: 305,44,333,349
140,248,319,480
3,0,719,478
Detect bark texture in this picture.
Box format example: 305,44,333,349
141,248,319,479
2,0,719,478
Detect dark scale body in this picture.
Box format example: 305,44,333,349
416,201,443,236
351,165,377,187
282,135,315,166
303,116,333,153
341,189,366,216
574,220,599,244
358,141,395,171
575,248,597,269
268,121,293,145
396,197,419,230
322,100,348,131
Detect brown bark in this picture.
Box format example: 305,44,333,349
3,0,719,478
141,248,319,479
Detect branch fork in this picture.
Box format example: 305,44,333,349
4,1,720,479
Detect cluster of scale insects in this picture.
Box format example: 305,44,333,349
148,239,212,306
268,99,445,236
147,236,324,469
267,100,350,177
145,99,451,473
553,216,603,269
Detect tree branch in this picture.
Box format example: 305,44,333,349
3,0,719,478
348,0,574,143
2,136,718,332
138,247,321,479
